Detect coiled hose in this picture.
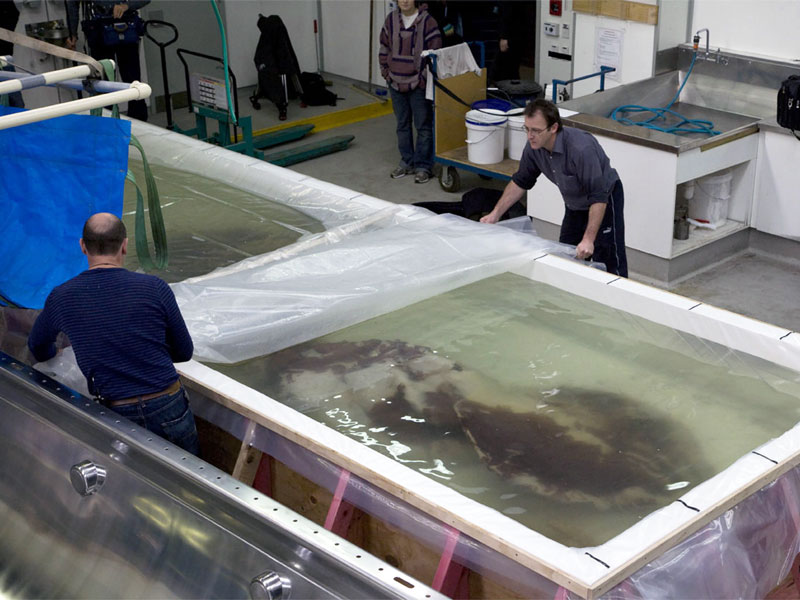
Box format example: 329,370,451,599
609,48,719,136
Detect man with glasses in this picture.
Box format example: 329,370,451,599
481,98,627,277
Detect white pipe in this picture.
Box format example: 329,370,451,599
0,70,131,93
0,65,92,95
0,82,152,131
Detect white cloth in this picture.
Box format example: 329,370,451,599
422,43,481,101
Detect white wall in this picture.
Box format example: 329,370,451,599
320,0,393,86
656,0,690,51
222,0,318,87
535,0,574,101
571,13,656,97
139,1,223,103
691,0,800,60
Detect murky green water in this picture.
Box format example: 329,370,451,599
122,162,325,282
210,272,800,547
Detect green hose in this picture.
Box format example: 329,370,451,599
210,0,237,126
90,59,169,270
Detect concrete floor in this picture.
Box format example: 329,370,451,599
148,80,800,335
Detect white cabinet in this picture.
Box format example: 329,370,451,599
754,130,800,240
528,131,758,259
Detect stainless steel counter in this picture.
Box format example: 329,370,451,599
559,46,800,153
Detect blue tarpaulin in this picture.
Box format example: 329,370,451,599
0,106,131,308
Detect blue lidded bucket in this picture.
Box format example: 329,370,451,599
471,98,514,113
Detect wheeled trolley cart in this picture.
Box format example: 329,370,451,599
432,65,518,193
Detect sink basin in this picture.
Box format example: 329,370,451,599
558,46,789,154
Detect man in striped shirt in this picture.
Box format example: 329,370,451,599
379,0,442,184
28,213,199,454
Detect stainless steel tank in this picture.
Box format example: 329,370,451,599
0,351,441,600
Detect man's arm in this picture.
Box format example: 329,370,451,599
479,180,526,224
160,283,193,363
28,304,59,362
65,0,80,48
112,1,150,19
576,202,607,259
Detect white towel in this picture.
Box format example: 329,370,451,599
423,43,481,100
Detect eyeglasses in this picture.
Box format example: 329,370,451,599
523,125,550,136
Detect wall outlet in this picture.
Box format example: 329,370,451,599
544,22,560,37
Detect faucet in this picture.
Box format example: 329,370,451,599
693,28,710,59
692,28,727,65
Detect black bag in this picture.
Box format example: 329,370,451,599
81,13,144,48
300,72,338,107
777,75,800,138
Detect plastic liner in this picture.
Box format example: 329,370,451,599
121,160,327,283
129,118,416,231
0,107,130,308
600,466,800,599
172,212,561,364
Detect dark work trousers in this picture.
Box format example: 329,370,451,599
558,180,627,277
90,41,148,121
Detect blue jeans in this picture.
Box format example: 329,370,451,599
389,86,433,174
111,386,199,455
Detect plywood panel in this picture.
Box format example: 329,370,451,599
573,0,658,25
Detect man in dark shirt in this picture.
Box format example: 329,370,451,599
481,99,627,277
28,213,199,454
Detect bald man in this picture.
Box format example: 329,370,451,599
28,213,199,454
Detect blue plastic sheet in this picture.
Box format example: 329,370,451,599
0,106,131,308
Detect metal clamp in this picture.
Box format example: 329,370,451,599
250,571,291,600
69,460,107,496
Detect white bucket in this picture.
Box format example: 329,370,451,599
688,170,733,227
465,109,507,164
506,109,527,161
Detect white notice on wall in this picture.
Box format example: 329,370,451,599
594,27,623,82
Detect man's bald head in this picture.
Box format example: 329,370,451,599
82,213,127,256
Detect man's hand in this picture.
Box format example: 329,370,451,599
66,36,77,50
113,3,129,19
499,38,509,52
576,239,594,260
480,212,500,224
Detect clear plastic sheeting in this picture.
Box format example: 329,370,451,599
122,160,326,282
172,212,560,364
600,466,800,599
129,119,414,230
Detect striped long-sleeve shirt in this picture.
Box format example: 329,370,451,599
379,8,442,92
28,268,193,400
